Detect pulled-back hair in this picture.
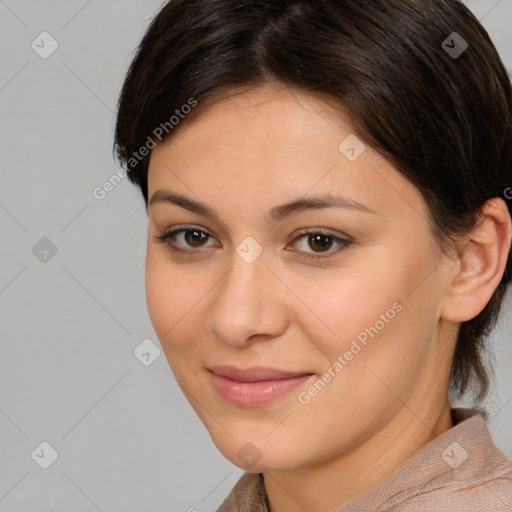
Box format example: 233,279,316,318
114,0,512,403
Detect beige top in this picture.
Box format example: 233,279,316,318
217,408,512,511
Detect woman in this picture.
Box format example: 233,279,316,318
114,0,512,510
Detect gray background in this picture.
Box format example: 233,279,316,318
0,1,511,511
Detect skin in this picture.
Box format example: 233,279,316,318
145,84,512,512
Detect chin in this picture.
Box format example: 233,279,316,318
209,431,303,473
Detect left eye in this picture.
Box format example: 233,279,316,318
155,226,352,259
291,231,352,258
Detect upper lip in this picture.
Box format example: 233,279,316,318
208,366,313,383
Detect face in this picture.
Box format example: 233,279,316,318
146,84,455,472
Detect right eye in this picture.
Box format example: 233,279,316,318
155,225,218,253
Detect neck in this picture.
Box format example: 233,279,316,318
263,397,454,512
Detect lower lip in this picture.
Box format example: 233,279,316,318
210,372,314,407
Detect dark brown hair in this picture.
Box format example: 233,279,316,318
114,0,512,403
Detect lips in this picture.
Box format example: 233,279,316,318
209,365,313,382
208,366,315,407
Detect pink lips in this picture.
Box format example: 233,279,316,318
208,366,314,407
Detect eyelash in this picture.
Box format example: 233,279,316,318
154,225,352,260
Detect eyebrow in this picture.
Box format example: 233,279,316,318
148,190,378,227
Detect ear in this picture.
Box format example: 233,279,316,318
441,198,512,323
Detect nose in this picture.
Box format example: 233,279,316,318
206,250,289,347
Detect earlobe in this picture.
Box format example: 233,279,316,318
441,198,512,323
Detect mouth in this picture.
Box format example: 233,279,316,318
208,366,315,407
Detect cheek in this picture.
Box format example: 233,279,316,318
307,250,437,387
145,250,200,350
306,265,405,356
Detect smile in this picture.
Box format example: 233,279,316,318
208,366,315,407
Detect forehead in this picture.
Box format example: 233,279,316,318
163,84,353,148
147,85,427,225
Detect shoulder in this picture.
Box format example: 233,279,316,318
383,409,512,511
384,471,512,511
342,409,512,512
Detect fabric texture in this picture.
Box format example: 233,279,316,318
217,408,512,511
